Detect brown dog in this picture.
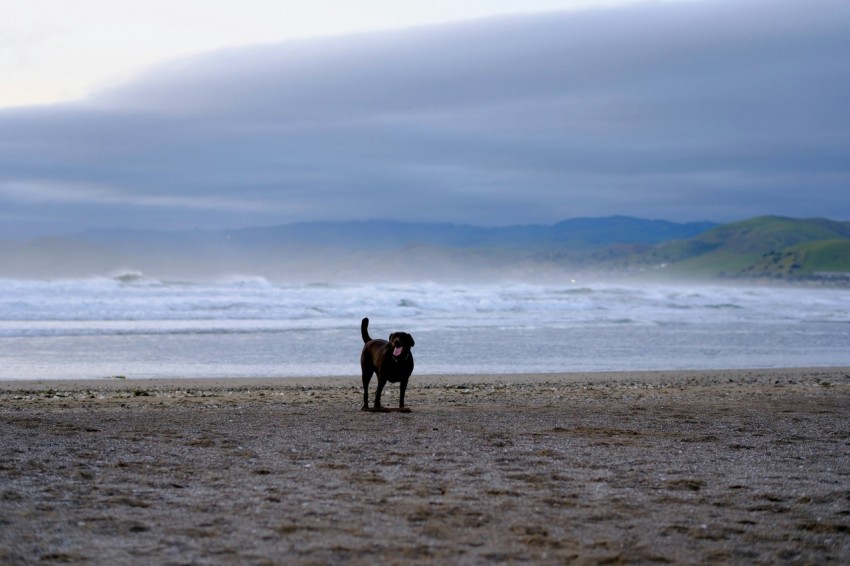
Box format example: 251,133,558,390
360,317,415,411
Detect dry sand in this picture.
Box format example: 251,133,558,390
1,368,849,564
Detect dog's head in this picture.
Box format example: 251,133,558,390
388,332,415,359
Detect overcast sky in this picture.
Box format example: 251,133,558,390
1,0,848,238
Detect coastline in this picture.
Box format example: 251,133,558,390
2,365,849,391
2,368,849,563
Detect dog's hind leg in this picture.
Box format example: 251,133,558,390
373,377,386,409
361,367,373,410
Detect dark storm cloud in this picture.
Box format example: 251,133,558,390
1,0,849,237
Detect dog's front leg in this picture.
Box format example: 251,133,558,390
399,377,408,409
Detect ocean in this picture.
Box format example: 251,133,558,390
1,275,848,380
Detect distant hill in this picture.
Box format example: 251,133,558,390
626,216,850,281
78,216,717,251
0,216,717,281
3,216,848,283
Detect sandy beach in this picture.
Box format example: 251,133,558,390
2,368,849,564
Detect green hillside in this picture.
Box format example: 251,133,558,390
635,216,850,281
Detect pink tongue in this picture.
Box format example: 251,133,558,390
393,347,403,357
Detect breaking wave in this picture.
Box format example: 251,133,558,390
1,277,848,379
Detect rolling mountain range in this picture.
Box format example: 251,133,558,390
1,216,848,282
630,216,850,281
76,216,716,251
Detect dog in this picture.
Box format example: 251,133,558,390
360,317,415,411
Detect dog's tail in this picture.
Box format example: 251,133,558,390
361,317,372,343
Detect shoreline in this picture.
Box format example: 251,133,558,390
2,365,849,392
3,367,849,564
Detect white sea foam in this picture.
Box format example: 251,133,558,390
0,278,848,379
3,278,846,327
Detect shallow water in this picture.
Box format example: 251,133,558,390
1,276,848,379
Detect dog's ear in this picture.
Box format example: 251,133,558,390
406,333,415,348
388,332,398,342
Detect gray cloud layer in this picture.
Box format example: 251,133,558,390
2,0,849,238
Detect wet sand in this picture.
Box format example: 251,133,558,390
2,368,849,564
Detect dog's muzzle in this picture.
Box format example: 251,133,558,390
392,346,411,363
